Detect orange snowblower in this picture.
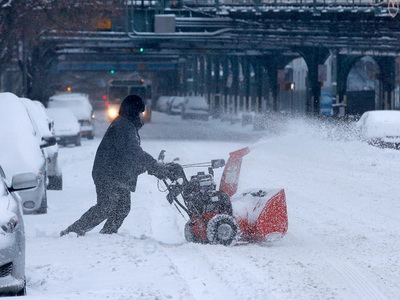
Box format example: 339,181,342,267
158,147,288,245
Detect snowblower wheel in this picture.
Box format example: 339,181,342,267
206,215,238,246
184,221,199,243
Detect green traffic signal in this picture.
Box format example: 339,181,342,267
139,48,144,53
110,70,115,74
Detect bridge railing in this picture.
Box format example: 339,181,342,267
183,0,375,5
127,0,382,6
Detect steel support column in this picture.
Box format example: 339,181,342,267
199,56,205,96
206,55,212,102
254,58,264,113
231,56,240,115
302,48,330,115
375,56,395,110
242,57,251,112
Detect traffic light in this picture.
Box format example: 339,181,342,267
110,70,115,74
139,47,144,53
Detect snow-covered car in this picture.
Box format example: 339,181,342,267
169,96,185,115
356,110,400,149
0,93,54,214
181,96,210,121
0,166,37,296
46,108,82,147
155,96,174,112
20,99,63,190
48,93,95,139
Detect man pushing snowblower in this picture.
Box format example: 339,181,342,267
60,95,169,237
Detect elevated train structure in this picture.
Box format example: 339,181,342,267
21,0,400,116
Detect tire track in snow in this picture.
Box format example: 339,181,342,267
192,245,278,300
161,244,240,300
324,258,388,300
288,219,389,300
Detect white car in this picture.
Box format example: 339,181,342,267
181,96,210,121
169,96,185,115
0,166,37,296
155,96,174,112
48,93,95,139
20,99,63,190
356,110,400,149
0,93,54,214
46,108,82,147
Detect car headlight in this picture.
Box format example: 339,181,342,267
1,215,19,234
108,107,118,119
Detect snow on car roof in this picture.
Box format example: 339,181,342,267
357,110,400,138
48,93,93,120
46,108,80,134
19,97,52,139
363,110,400,124
0,93,44,176
49,92,89,101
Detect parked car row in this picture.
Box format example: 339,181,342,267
0,91,96,296
0,92,56,296
155,95,210,121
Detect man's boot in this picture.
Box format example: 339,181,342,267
60,226,86,237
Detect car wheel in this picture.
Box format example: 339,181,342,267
87,132,94,140
75,135,81,147
16,279,26,296
37,188,48,214
47,175,63,190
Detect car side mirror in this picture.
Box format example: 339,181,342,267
10,172,38,192
211,159,225,169
40,136,57,148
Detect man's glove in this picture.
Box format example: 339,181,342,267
148,162,170,180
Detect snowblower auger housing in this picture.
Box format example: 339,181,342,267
220,147,289,242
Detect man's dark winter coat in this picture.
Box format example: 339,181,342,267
92,114,157,191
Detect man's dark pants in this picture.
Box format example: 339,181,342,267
68,183,131,234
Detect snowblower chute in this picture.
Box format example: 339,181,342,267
220,147,288,242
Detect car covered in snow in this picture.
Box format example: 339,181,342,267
0,93,55,214
155,96,174,112
356,110,400,149
48,93,95,139
169,96,185,115
0,166,37,296
46,108,81,147
20,99,63,190
181,96,210,121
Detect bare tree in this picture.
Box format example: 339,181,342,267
0,0,123,96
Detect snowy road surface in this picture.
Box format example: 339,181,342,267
17,112,400,299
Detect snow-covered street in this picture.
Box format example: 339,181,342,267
18,111,400,300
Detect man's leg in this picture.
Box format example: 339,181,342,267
61,184,115,236
100,187,131,234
